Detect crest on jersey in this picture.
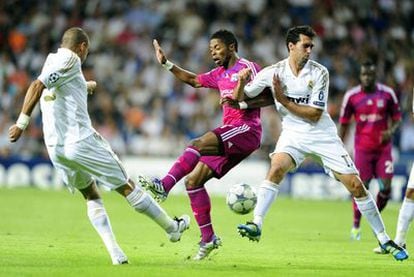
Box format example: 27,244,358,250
231,74,238,82
307,80,314,89
367,99,373,105
377,99,384,108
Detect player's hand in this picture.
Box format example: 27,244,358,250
8,124,24,143
153,39,167,65
220,97,240,109
86,81,97,95
273,74,287,105
380,130,392,144
238,68,251,85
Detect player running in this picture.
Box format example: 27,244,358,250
338,57,401,241
8,27,190,265
141,29,271,260
233,25,408,261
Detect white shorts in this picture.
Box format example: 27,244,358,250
271,130,358,176
47,133,129,191
407,164,414,189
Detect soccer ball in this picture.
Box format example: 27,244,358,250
226,183,257,215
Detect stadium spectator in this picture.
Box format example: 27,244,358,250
338,56,402,242
8,27,190,265
234,25,408,261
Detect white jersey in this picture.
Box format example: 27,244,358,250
38,48,95,146
244,58,337,136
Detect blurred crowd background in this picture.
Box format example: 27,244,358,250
1,0,414,165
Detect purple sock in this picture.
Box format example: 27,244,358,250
162,146,201,192
187,187,214,243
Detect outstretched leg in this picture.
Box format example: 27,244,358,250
116,180,190,243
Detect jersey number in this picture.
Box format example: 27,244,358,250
385,160,394,174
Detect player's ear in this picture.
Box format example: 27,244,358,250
229,43,236,52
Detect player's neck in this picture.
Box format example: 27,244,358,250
225,54,239,69
288,58,303,76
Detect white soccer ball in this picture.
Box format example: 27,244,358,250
226,183,257,215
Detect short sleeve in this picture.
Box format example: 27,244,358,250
38,53,78,89
197,68,219,89
309,68,329,110
339,92,354,124
244,66,273,98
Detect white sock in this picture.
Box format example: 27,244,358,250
253,180,280,228
354,192,390,244
126,186,175,233
395,197,414,246
87,199,123,255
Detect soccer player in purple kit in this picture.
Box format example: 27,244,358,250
339,58,402,242
141,30,271,260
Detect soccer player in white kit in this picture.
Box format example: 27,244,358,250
8,27,190,265
233,25,407,261
374,88,414,254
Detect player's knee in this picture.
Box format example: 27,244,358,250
267,165,287,182
406,188,414,199
188,138,203,150
349,176,366,198
184,176,202,189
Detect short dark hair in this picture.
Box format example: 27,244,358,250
61,27,89,48
285,25,316,51
210,29,238,52
360,46,378,66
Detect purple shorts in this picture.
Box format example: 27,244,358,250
200,123,261,178
354,143,393,182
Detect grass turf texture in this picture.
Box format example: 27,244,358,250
0,188,412,277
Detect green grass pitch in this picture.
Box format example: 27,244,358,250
0,188,412,276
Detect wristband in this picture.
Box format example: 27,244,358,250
239,101,248,109
16,113,30,130
162,60,174,71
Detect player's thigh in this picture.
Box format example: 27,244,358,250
354,149,375,182
266,152,295,183
310,136,358,175
407,163,414,190
212,124,261,156
375,144,394,180
185,162,215,189
47,145,93,190
60,134,128,190
272,131,306,171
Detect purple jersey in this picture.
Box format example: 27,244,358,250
197,58,261,132
339,83,401,150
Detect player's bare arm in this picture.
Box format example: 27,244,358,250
153,39,202,88
338,123,350,142
380,118,401,144
223,87,273,109
232,68,252,101
273,74,322,122
9,79,45,142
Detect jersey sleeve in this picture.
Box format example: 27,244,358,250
244,65,273,98
387,89,402,121
197,68,219,89
339,91,354,124
309,67,329,110
38,53,78,90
